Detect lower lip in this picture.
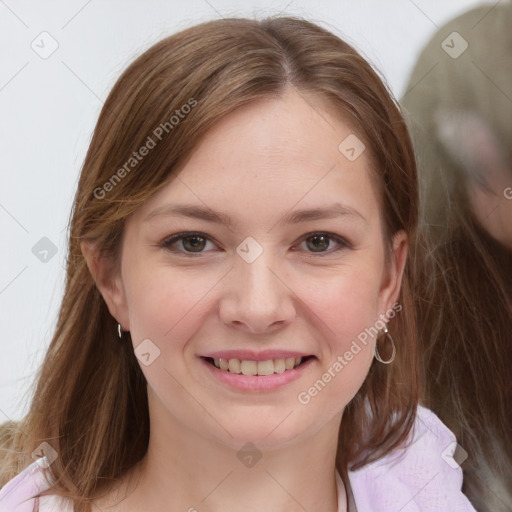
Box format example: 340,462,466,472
200,357,315,392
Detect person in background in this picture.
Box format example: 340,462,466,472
401,4,512,511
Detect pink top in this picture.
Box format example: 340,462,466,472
0,406,476,511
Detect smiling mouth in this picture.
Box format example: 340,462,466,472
202,356,315,376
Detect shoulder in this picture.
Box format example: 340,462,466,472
347,405,477,512
0,457,73,512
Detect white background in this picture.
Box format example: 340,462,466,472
0,0,488,422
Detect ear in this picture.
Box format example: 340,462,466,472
81,240,131,331
378,230,408,313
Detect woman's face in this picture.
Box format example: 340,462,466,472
92,87,407,450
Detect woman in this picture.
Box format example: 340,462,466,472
0,16,475,512
401,4,512,511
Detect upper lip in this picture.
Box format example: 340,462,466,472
200,350,312,361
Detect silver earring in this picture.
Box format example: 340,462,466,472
374,324,396,364
117,323,123,340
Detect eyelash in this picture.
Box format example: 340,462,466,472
159,231,352,257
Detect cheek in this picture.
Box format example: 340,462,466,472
302,257,384,340
122,264,218,403
123,262,219,348
300,285,378,415
296,257,382,400
317,278,378,371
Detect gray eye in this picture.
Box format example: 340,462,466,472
305,235,331,252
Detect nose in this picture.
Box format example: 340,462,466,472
219,253,296,334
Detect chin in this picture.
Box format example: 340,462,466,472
212,417,314,453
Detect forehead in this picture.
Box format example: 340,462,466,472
133,88,381,228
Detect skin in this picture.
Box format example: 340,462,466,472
435,109,512,249
469,178,512,251
82,87,408,512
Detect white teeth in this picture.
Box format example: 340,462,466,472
240,360,258,376
211,356,304,375
285,357,296,370
228,359,241,374
273,359,286,374
257,360,274,376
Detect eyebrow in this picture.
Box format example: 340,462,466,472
143,202,366,227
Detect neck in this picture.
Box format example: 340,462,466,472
98,389,345,512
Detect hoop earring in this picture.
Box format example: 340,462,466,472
374,324,396,364
117,323,123,340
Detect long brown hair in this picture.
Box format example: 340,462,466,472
402,4,512,510
0,16,419,511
